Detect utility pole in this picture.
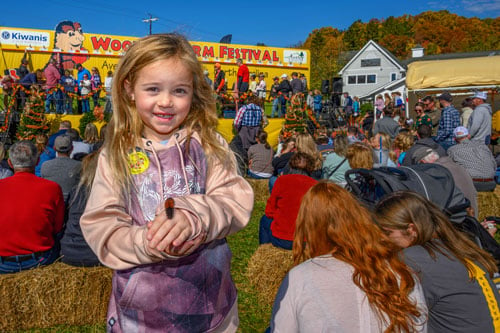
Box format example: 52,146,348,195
142,14,159,35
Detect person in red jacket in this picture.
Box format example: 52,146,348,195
0,141,64,274
259,152,318,249
235,58,249,95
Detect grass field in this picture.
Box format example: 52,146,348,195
16,200,270,333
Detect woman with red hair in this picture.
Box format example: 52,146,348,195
270,182,427,332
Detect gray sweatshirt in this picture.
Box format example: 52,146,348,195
467,103,492,143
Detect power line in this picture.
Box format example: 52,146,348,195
142,14,159,35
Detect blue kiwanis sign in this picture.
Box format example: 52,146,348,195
0,29,50,47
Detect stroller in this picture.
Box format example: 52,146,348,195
345,164,500,267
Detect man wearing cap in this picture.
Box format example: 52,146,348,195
447,126,496,192
235,58,249,95
213,63,226,95
277,74,292,117
402,124,446,166
414,146,478,218
41,135,81,203
434,92,460,151
0,141,64,273
467,91,492,145
269,76,280,118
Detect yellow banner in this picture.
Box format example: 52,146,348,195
0,23,310,92
45,115,285,148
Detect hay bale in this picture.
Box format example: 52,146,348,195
246,178,270,202
0,262,112,331
246,244,294,307
477,185,500,221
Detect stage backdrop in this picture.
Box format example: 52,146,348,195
46,115,284,148
0,23,309,95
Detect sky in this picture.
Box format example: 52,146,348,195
1,0,499,47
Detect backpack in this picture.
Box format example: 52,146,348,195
345,165,500,266
345,164,469,223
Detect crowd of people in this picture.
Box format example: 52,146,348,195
0,120,106,272
0,32,498,332
0,55,113,115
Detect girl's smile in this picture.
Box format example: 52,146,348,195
126,57,193,142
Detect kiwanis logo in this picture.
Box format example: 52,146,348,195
1,31,10,40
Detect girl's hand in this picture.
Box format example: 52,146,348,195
146,209,193,253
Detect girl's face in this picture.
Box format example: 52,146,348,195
127,58,193,142
384,223,416,248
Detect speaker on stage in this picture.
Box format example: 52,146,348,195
332,77,342,94
321,80,330,94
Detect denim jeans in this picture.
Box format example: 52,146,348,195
259,215,293,250
82,97,90,113
279,95,287,117
268,175,278,193
45,89,63,113
0,245,60,274
271,98,280,117
63,94,73,114
247,169,271,179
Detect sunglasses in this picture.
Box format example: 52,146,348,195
415,108,423,111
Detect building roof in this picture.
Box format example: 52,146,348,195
403,50,500,66
360,77,406,100
338,40,405,75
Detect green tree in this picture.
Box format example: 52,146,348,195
16,92,49,141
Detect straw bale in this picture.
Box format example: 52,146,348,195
246,244,294,307
246,178,270,203
0,262,112,331
477,186,500,221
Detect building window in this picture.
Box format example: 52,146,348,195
391,73,397,81
357,75,366,84
348,76,356,84
367,74,376,84
361,58,381,67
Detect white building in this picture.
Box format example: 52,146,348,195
338,40,406,101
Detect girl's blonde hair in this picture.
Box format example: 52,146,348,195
84,123,99,144
295,133,322,169
392,132,414,152
346,142,373,169
105,33,233,190
35,134,49,153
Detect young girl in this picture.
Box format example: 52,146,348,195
313,89,322,120
375,191,500,332
270,182,427,332
80,34,254,332
352,96,360,117
90,67,102,107
79,73,92,113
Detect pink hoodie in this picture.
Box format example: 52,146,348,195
81,129,253,332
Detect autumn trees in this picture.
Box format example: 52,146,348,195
300,10,500,90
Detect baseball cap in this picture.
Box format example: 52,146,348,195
437,92,452,102
472,91,487,100
54,135,73,153
453,126,469,138
412,147,433,164
280,74,288,78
